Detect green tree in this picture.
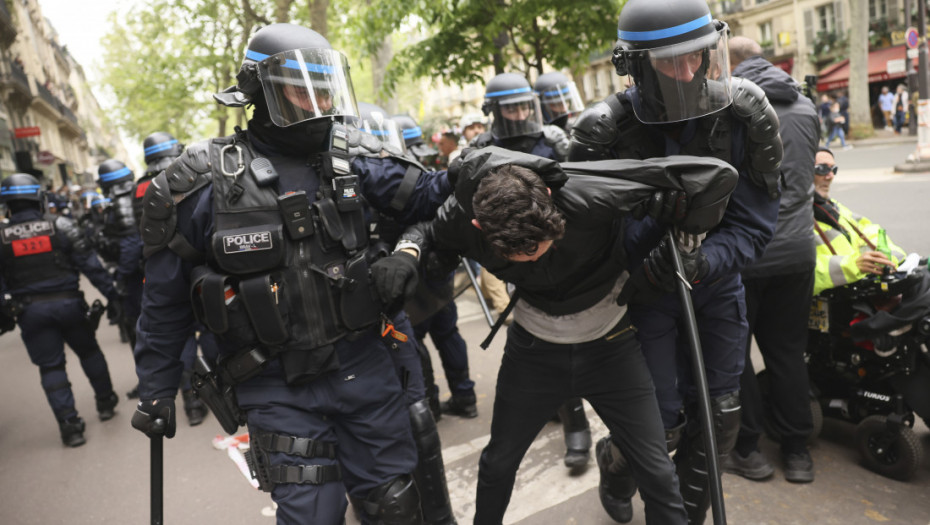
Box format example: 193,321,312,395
347,0,622,94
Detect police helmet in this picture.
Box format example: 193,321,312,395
391,114,425,148
214,23,358,128
143,131,184,175
353,102,406,155
481,73,544,140
534,72,584,126
97,159,134,190
613,0,732,123
0,173,43,204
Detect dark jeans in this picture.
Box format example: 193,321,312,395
738,271,814,453
413,300,474,397
474,321,686,525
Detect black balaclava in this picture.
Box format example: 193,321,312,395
248,96,332,154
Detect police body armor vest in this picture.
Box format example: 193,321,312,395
0,214,75,288
184,131,383,383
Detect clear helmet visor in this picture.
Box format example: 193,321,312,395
358,113,407,156
537,81,584,124
489,93,544,140
626,26,732,124
256,48,359,127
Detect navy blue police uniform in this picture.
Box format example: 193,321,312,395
0,175,120,447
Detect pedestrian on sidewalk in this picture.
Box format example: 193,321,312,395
825,101,852,150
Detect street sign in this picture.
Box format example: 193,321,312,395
906,27,920,49
13,126,40,138
37,151,55,165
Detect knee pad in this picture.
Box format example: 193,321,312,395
363,474,423,525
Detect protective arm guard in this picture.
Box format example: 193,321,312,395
567,96,624,161
729,77,784,200
139,140,212,262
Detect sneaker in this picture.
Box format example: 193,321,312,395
59,417,86,448
440,395,478,419
95,391,119,421
722,450,774,481
182,389,208,427
843,144,854,150
783,451,814,483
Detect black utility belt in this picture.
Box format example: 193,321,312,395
16,290,83,304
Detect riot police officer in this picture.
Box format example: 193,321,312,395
0,174,120,447
132,132,211,426
570,0,782,522
391,112,477,422
96,159,146,386
131,24,455,524
533,71,584,132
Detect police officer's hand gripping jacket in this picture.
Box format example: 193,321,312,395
131,398,177,438
371,251,419,316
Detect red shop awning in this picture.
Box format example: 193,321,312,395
816,44,917,92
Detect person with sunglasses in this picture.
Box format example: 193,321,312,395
812,147,906,295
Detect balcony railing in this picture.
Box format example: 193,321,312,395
35,80,59,112
7,60,30,94
58,102,78,126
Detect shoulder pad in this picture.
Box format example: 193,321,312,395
567,95,630,161
164,140,212,195
347,127,385,158
139,171,179,258
542,125,570,161
729,77,783,200
55,215,91,253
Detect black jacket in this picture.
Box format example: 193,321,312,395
405,147,738,315
735,56,820,278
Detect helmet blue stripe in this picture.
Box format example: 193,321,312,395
402,127,422,140
2,185,41,194
485,87,532,98
540,86,572,97
144,139,178,155
363,129,392,136
91,198,110,206
618,14,713,41
99,167,132,182
246,49,335,74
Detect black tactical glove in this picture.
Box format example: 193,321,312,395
632,190,688,225
371,251,420,315
447,148,473,188
617,240,708,306
131,398,177,439
424,249,462,282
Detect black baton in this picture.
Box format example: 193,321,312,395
151,420,165,525
666,229,726,525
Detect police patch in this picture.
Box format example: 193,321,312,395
1,220,54,243
223,230,273,254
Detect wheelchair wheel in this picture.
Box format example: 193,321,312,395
757,370,823,444
854,415,923,481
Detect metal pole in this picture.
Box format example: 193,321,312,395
151,435,163,525
916,0,930,158
906,0,919,135
666,230,726,525
462,258,495,328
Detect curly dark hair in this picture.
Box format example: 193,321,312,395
472,163,565,259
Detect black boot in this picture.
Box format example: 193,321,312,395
182,389,208,426
559,398,591,469
441,394,477,419
59,416,86,448
595,436,636,523
95,391,119,421
125,383,140,400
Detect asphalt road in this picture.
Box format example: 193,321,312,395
1,139,929,524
